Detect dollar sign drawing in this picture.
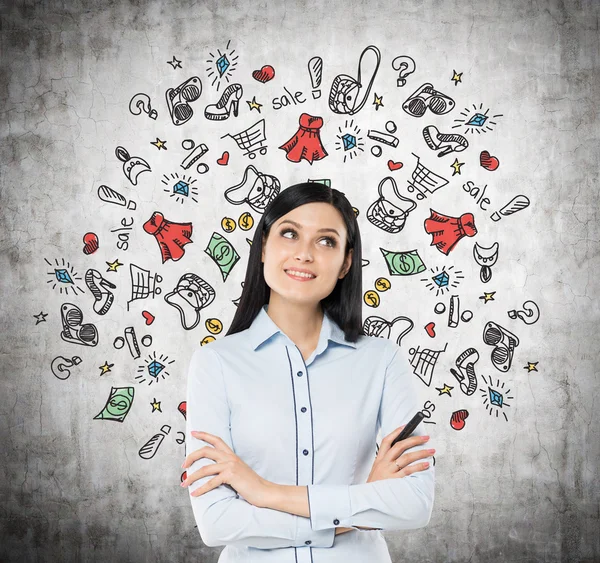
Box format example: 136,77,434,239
215,246,230,262
241,215,250,228
225,219,233,230
397,254,413,274
110,398,128,410
367,292,377,306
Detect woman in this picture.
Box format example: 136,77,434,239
181,182,436,562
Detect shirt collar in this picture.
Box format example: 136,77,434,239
248,304,357,351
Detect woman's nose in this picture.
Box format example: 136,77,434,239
295,241,312,261
295,247,313,261
294,241,314,260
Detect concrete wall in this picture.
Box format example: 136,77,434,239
1,0,598,561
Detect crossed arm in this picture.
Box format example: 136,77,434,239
264,484,375,534
185,345,435,548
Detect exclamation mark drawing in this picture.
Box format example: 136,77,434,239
490,195,530,222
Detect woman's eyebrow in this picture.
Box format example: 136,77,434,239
278,219,340,236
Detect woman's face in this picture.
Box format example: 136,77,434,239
261,202,353,307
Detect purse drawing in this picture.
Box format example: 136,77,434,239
328,45,381,115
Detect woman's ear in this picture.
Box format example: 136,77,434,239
340,248,353,278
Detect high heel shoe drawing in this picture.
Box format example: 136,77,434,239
204,83,243,121
85,268,116,315
422,125,469,157
450,347,479,396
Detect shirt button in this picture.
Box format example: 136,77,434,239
297,371,303,377
301,407,307,413
303,449,309,455
333,519,340,525
305,540,312,545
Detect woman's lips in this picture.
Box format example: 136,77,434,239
285,270,316,282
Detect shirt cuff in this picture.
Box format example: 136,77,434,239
307,484,352,531
295,516,336,547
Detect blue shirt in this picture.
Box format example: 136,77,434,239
185,303,435,562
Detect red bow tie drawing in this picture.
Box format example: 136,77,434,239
424,209,477,255
143,211,193,263
279,113,328,164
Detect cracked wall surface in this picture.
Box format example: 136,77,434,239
1,0,599,562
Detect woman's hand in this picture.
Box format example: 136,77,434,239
336,426,435,534
367,424,435,483
181,431,272,508
335,527,355,535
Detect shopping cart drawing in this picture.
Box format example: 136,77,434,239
406,152,449,201
221,119,268,159
127,263,162,311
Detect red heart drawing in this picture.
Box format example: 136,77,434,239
480,150,500,171
424,322,436,338
83,232,99,255
450,409,469,431
387,160,403,171
252,65,275,83
217,151,229,166
142,310,155,325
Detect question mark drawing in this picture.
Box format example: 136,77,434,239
51,355,82,380
508,300,540,325
391,55,416,87
129,93,158,120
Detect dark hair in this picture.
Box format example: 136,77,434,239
225,181,364,343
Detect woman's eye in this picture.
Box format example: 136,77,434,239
280,229,336,248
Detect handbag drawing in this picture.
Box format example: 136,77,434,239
328,45,381,115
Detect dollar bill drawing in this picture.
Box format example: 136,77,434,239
205,232,241,282
94,386,135,422
381,248,426,276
